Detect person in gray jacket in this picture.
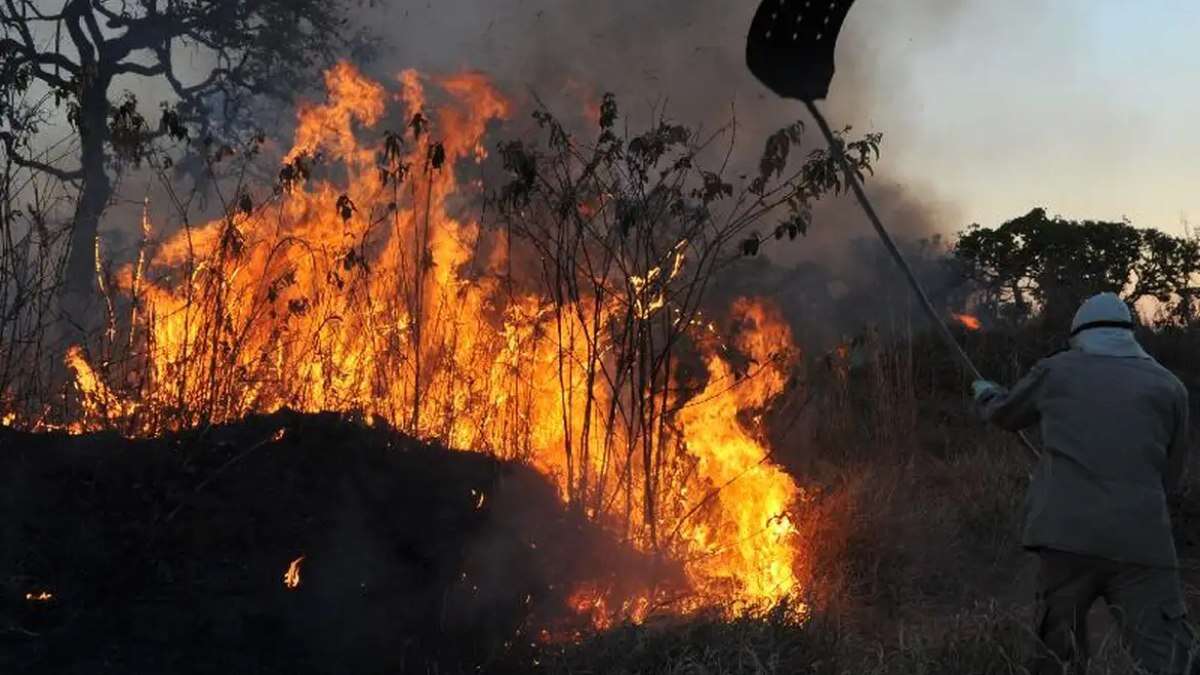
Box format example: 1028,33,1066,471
974,292,1195,675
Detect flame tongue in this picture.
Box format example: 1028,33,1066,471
678,299,801,613
284,556,304,589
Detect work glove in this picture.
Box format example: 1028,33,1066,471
971,379,1002,403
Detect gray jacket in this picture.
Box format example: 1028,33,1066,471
979,349,1189,567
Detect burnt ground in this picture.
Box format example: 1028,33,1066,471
0,411,656,674
1,398,1196,674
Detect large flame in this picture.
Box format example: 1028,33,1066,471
58,63,809,623
677,299,802,613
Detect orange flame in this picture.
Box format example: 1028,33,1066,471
952,313,982,331
25,591,53,601
677,299,803,614
54,63,809,624
284,556,304,589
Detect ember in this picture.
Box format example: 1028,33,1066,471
952,313,983,331
25,591,53,602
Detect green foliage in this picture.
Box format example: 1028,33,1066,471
954,208,1200,325
108,92,150,166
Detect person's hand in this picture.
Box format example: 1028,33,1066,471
971,379,1001,402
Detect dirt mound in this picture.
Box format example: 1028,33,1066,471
0,411,658,674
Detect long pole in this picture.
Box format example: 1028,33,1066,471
804,100,1041,460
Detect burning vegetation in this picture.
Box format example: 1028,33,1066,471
4,61,880,630
6,3,1200,674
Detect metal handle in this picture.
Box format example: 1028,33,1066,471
803,100,1040,460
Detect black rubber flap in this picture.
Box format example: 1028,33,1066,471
746,0,856,100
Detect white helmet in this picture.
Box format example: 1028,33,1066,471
1069,292,1149,358
1070,292,1133,337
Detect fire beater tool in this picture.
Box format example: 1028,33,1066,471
745,0,1040,459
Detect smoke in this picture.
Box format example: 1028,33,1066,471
350,0,975,343
89,0,981,343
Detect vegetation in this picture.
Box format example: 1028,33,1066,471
1,7,1198,671
954,207,1200,326
491,94,877,533
521,292,1200,673
0,0,368,316
517,204,1200,672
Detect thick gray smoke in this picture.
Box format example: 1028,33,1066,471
355,0,974,344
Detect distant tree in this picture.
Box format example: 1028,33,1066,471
954,208,1200,326
0,0,369,320
1130,228,1200,324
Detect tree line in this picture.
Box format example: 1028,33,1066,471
952,207,1200,328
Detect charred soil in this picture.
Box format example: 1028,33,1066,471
0,411,654,674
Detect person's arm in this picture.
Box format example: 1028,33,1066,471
976,361,1049,431
1165,384,1189,496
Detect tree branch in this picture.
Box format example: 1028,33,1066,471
157,41,228,99
113,60,165,77
61,1,96,67
14,0,68,21
0,37,80,80
77,0,107,53
104,18,164,61
90,1,125,26
0,133,85,181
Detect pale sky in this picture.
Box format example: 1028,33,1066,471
863,0,1200,234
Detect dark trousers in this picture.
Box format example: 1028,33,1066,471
1034,550,1197,675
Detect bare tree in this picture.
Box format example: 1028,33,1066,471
0,0,369,323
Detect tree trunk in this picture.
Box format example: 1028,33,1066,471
61,78,112,333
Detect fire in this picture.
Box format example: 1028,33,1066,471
677,299,802,613
52,63,810,624
563,77,602,126
284,556,305,589
952,313,982,331
25,591,53,601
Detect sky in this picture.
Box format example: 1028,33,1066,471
15,0,1199,258
882,0,1200,234
368,0,1200,240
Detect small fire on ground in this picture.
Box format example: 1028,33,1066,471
25,591,53,602
284,556,305,589
952,313,982,331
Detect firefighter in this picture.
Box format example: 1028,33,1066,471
973,292,1196,674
